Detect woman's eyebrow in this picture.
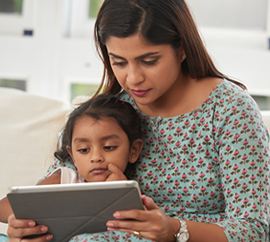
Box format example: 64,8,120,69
108,52,159,60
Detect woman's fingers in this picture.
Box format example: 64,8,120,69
141,195,159,210
106,196,174,241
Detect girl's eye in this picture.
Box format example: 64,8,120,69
78,148,90,154
104,146,117,151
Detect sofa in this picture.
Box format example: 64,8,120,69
0,87,270,235
0,87,69,234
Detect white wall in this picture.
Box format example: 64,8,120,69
0,0,270,102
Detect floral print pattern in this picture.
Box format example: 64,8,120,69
44,80,269,242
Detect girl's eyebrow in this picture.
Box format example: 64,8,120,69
100,134,120,141
108,52,159,60
73,134,120,143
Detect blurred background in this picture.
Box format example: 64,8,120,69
0,0,270,108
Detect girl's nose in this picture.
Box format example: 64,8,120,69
126,66,144,85
90,150,104,163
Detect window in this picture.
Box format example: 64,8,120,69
0,0,34,36
187,0,268,30
88,0,103,18
0,0,23,14
0,79,26,91
70,83,100,101
251,95,270,110
69,0,104,38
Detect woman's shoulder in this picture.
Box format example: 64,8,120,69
213,79,258,109
119,90,133,103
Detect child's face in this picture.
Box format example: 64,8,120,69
67,116,138,182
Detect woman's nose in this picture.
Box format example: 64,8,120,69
126,66,144,85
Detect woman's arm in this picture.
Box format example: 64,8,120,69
106,195,228,242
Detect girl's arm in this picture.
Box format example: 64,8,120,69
0,172,60,224
0,197,13,223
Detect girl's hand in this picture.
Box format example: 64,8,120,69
7,214,53,242
106,163,128,181
106,195,180,242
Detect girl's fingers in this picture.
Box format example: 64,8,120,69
106,163,127,181
107,163,120,173
7,214,52,241
21,234,53,242
8,214,36,229
8,225,48,237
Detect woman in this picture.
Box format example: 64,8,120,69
6,0,269,241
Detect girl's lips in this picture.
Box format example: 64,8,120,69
90,168,107,174
131,89,151,97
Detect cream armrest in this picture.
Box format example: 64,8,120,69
0,88,69,233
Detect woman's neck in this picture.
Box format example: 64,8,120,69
136,76,223,118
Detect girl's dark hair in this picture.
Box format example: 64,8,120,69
93,0,246,96
54,94,142,161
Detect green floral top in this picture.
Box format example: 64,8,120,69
44,80,270,242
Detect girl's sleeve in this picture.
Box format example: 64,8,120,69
214,91,270,241
41,157,76,180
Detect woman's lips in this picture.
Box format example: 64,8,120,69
90,168,107,174
131,89,151,97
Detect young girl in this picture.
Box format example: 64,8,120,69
0,94,143,223
41,94,143,185
7,0,270,242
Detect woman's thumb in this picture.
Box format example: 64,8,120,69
142,195,158,210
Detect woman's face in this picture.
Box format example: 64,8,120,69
106,34,185,110
67,116,134,182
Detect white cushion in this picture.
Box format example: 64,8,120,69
0,88,69,233
0,88,69,197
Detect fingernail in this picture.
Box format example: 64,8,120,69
41,226,48,233
107,222,114,227
28,221,35,227
113,212,120,218
46,234,53,241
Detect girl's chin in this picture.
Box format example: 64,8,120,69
85,175,108,182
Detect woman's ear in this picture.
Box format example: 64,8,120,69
178,46,186,63
66,146,76,166
128,139,143,164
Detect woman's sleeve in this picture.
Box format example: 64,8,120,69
214,92,270,241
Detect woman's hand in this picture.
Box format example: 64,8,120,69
7,214,53,242
106,195,180,242
105,163,128,181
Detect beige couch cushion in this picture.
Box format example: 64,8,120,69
0,87,68,233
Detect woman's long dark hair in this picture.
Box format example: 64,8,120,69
54,94,142,161
93,0,246,96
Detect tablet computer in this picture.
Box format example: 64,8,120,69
7,180,143,242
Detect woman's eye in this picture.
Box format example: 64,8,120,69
78,148,90,154
104,146,117,151
112,61,127,67
142,59,158,66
